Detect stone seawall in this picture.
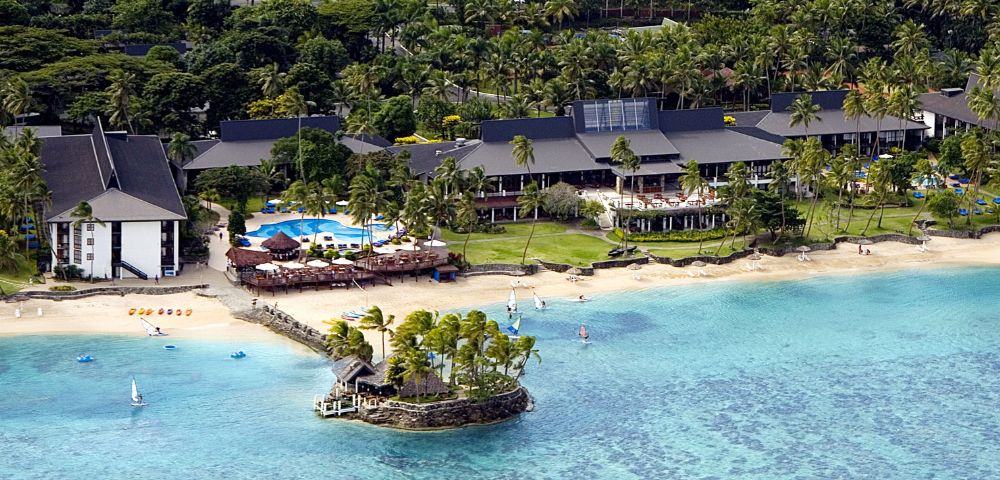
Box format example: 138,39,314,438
5,284,210,302
236,305,327,353
352,386,532,430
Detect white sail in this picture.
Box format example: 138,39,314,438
533,291,544,310
140,318,157,336
506,316,521,335
507,288,517,312
131,378,140,403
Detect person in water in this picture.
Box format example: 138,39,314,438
137,394,143,403
578,295,586,300
155,327,162,335
540,300,546,308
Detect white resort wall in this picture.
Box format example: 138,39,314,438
73,222,113,280
121,221,162,279
922,111,937,138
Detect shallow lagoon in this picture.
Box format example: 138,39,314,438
2,268,999,479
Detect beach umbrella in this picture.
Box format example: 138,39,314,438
266,199,283,205
423,240,447,247
331,258,355,265
306,259,329,268
796,246,811,252
626,263,641,270
255,263,279,272
691,260,707,276
283,261,305,269
566,267,583,275
856,238,873,245
335,200,349,206
747,253,762,271
796,245,812,262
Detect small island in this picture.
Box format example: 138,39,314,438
314,307,539,430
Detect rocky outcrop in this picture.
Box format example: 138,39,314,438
236,305,327,353
5,284,210,302
351,386,532,430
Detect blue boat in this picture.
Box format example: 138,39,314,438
77,354,94,363
230,351,247,359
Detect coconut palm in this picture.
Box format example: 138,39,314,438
827,151,854,230
400,347,435,399
610,135,639,251
0,230,24,275
512,335,541,378
258,63,286,99
2,77,31,130
348,172,391,251
679,159,709,252
279,87,311,181
359,305,395,360
788,93,821,138
106,71,136,134
842,89,866,231
510,135,534,185
70,201,104,282
198,188,220,210
517,182,543,265
434,156,461,196
888,85,921,150
908,157,936,235
167,132,196,166
463,165,494,198
767,160,791,239
424,177,454,242
283,180,310,245
961,133,991,227
456,192,478,260
544,0,578,31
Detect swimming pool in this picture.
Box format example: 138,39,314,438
3,268,999,478
245,219,393,241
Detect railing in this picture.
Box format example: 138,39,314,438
117,260,148,280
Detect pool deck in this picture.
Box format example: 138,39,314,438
242,210,395,247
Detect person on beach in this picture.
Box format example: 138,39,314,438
858,244,862,255
219,232,223,240
865,249,871,255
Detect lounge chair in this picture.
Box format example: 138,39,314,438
949,174,960,180
955,188,964,195
974,208,983,215
913,192,924,199
297,207,305,213
961,178,971,184
977,199,987,205
959,208,969,216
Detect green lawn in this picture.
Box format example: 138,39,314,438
445,222,618,266
0,257,39,294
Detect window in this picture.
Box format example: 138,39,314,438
86,253,93,261
86,238,93,246
581,99,652,133
86,223,94,231
842,133,856,142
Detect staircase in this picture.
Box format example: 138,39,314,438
117,261,149,280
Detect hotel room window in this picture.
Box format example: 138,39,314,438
87,223,94,231
86,253,93,261
86,238,93,246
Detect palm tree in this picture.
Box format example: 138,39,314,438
767,160,791,239
517,182,543,264
400,348,434,399
716,162,751,255
258,63,285,99
70,201,104,282
348,173,390,252
788,93,821,138
888,85,921,150
279,87,310,182
434,156,461,196
863,84,889,158
801,138,829,238
501,94,532,119
679,159,709,253
167,132,196,166
610,135,638,250
961,133,991,227
510,135,534,186
544,0,578,31
908,157,936,235
424,177,454,242
485,332,519,375
198,188,220,210
512,335,541,378
842,89,866,232
861,160,891,235
463,165,494,198
283,180,310,245
106,71,136,134
2,77,31,131
0,230,24,275
456,192,478,260
359,305,395,360
827,151,854,230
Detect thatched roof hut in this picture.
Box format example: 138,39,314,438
397,371,450,398
226,247,272,270
356,357,450,398
261,231,300,252
332,356,376,385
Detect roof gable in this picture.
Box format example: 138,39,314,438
49,188,185,222
220,116,341,141
480,116,575,142
658,107,724,132
107,135,186,217
40,136,107,219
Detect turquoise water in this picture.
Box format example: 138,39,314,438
245,219,393,240
3,268,1000,478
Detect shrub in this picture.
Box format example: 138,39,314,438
53,264,84,279
49,285,76,292
723,115,736,126
579,218,599,229
614,227,729,242
394,136,419,145
390,237,401,245
323,249,336,259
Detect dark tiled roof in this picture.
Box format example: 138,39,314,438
182,139,275,170
220,116,342,141
658,107,724,132
91,121,115,188
919,92,986,127
49,188,185,222
771,90,850,112
728,111,770,127
107,135,185,217
226,248,272,268
480,116,575,142
40,136,107,219
726,125,789,145
753,110,927,137
663,128,788,164
459,137,597,176
397,371,450,397
387,140,481,176
357,358,391,386
261,231,300,251
577,130,679,159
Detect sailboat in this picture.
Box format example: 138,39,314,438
507,288,518,313
579,324,590,344
140,318,162,336
532,290,545,310
506,315,521,336
130,377,147,407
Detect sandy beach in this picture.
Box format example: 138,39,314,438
4,233,1000,348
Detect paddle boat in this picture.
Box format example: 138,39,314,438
129,308,137,315
77,354,94,363
163,345,177,350
158,308,164,315
176,308,182,316
185,309,192,316
230,350,247,359
137,308,145,315
166,308,173,315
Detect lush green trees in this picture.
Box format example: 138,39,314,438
111,0,175,34
541,182,581,220
0,0,28,26
141,72,207,134
270,128,352,182
324,319,374,362
194,166,269,213
359,305,395,360
373,95,416,141
0,26,96,72
679,159,709,252
0,229,25,275
927,189,961,228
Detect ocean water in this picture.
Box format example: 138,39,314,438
245,219,392,240
2,268,1000,479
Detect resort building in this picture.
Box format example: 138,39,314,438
730,91,928,153
450,98,787,230
41,120,186,279
180,115,391,190
918,74,994,139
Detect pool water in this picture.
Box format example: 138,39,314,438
2,268,999,478
245,219,393,241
